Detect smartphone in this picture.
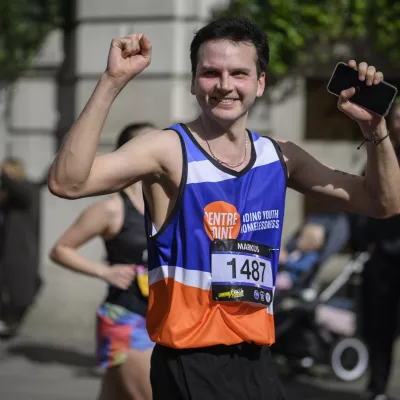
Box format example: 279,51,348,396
327,62,398,117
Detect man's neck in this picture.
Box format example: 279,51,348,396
194,114,249,142
186,114,251,170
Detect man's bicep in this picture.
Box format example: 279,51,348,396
82,130,165,196
280,140,367,213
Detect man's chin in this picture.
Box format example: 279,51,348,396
209,108,247,123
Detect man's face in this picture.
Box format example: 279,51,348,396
191,40,265,124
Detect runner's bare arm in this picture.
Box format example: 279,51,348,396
48,33,176,199
49,119,176,198
278,60,400,218
279,136,400,218
50,199,136,289
50,201,113,278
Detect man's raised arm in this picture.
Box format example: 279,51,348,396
48,34,154,199
281,60,400,219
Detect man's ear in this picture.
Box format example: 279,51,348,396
256,72,266,98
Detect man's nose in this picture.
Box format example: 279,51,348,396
218,73,233,91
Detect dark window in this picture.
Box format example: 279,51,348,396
305,78,360,141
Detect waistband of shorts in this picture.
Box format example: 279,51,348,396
155,342,265,356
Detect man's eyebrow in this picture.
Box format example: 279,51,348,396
199,65,252,72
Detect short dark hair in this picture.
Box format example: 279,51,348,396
190,17,269,78
116,122,156,149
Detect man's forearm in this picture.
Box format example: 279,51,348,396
362,120,400,218
48,74,122,197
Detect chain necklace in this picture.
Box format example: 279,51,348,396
205,134,248,168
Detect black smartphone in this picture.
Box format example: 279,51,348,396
327,62,398,117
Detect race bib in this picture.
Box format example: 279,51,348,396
211,239,274,306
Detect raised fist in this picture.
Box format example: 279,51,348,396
338,60,384,125
105,34,152,86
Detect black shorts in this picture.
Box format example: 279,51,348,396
150,342,286,400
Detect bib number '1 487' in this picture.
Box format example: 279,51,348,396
211,239,274,306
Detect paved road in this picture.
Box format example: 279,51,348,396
0,336,399,400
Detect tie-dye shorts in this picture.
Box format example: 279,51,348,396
96,302,154,368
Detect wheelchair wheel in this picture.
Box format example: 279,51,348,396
330,337,369,382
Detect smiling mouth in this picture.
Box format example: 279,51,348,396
211,98,237,105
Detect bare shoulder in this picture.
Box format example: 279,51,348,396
53,196,122,246
101,194,123,218
151,128,182,152
275,138,297,157
130,128,181,148
275,139,302,178
77,196,117,223
83,195,124,237
122,128,182,168
94,127,184,190
144,128,184,180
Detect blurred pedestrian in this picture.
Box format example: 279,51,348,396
50,123,155,400
0,158,41,338
358,102,400,400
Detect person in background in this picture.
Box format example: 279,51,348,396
0,158,41,338
276,223,326,291
356,102,400,400
50,123,155,400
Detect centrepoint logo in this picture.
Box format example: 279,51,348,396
204,201,241,240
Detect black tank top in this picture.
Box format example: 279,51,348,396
104,191,148,316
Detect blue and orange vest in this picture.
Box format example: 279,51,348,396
145,123,287,349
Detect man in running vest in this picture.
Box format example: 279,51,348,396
49,17,400,400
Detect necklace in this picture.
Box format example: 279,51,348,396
205,134,248,168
